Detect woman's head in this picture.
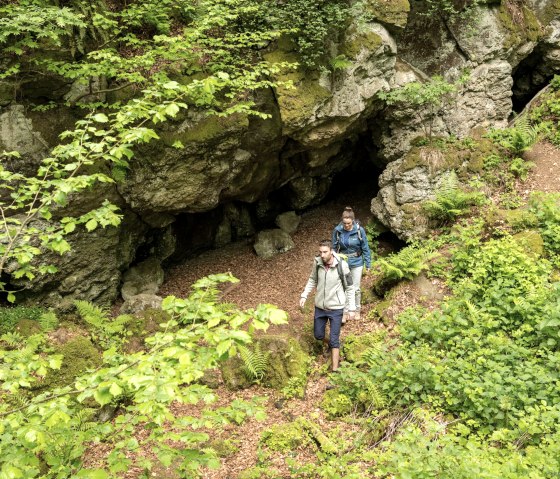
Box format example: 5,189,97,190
341,206,354,231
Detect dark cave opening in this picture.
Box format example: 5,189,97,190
162,140,385,266
512,47,554,114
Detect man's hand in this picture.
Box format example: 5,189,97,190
299,297,306,308
347,311,356,320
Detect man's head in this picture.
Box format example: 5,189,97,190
319,239,333,263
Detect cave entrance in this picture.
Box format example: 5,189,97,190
512,46,555,113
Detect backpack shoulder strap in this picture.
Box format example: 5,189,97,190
356,221,363,242
337,261,346,291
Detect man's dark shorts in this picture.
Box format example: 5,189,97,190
313,307,343,349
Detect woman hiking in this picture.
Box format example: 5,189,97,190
332,206,371,322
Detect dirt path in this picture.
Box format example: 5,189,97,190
521,141,560,196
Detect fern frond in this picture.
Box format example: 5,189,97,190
74,300,107,328
38,311,58,331
239,343,269,382
1,331,24,347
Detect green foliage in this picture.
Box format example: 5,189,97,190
422,171,486,224
239,342,270,383
0,305,46,335
364,220,381,260
529,192,560,261
0,274,288,478
0,0,299,300
488,116,541,157
376,421,560,479
379,74,467,142
275,0,350,68
421,0,482,22
374,243,439,294
74,300,131,349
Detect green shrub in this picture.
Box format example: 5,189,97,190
321,390,354,418
260,420,312,452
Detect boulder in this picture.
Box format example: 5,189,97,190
275,211,301,234
121,257,165,300
119,293,163,315
253,229,295,259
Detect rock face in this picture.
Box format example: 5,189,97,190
3,0,560,302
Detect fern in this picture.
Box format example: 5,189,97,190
74,300,107,327
491,115,541,156
0,331,24,347
360,345,385,368
423,171,484,224
239,343,269,382
377,245,439,288
74,300,130,348
38,311,59,332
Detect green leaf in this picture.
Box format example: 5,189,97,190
109,382,123,397
7,292,15,303
86,219,98,231
94,387,113,406
93,113,109,123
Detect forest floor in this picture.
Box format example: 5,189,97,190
148,142,560,478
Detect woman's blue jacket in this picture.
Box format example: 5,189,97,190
332,222,371,269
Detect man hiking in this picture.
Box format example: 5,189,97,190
299,239,355,372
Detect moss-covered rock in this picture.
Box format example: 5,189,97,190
363,0,410,29
495,208,539,231
341,26,384,60
221,335,311,390
497,3,544,51
14,319,43,337
40,336,102,390
513,230,545,258
159,113,249,146
263,50,331,135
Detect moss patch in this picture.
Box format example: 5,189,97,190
363,0,410,28
263,50,331,131
513,230,545,258
160,113,248,146
498,2,544,50
344,331,387,363
14,319,43,337
399,139,497,177
496,208,539,231
260,419,313,452
321,390,353,418
341,26,383,60
40,336,102,390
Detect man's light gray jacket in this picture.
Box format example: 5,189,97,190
301,253,356,311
